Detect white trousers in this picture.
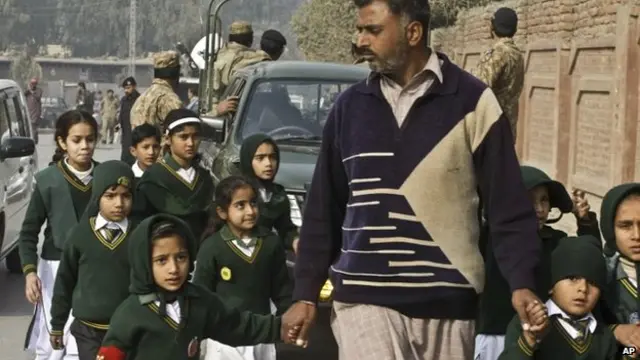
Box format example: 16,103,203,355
474,334,505,360
200,341,276,360
26,259,79,360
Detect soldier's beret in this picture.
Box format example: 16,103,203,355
492,7,518,37
153,51,180,69
122,76,137,87
261,29,286,46
229,21,252,35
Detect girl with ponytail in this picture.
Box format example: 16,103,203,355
18,109,98,359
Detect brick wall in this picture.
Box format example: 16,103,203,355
433,0,640,233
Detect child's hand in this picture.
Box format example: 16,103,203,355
292,239,299,255
24,273,42,305
572,189,591,220
614,324,640,351
525,301,549,341
50,334,64,350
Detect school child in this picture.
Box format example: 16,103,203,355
48,160,135,360
475,165,601,360
129,123,161,178
135,109,213,241
95,214,294,360
598,183,640,351
18,110,99,360
498,235,619,359
239,133,299,251
194,175,292,360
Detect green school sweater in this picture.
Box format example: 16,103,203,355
49,216,133,333
135,154,213,242
477,218,601,335
498,316,618,360
193,225,292,315
18,161,94,274
257,184,299,251
101,284,281,360
601,255,638,326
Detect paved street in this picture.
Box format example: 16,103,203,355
0,132,121,360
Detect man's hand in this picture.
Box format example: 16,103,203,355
50,334,64,350
25,272,42,305
216,96,239,116
282,301,317,348
524,300,549,345
572,189,591,220
512,288,544,331
614,324,640,351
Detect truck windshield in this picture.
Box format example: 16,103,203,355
239,80,357,141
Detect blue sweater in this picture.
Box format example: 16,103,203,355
293,53,541,319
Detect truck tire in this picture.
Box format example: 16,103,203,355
6,248,22,274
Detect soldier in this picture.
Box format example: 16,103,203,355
119,77,140,165
129,51,183,131
210,21,270,116
472,7,525,143
260,29,287,60
99,89,120,144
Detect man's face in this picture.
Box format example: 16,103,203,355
124,85,135,95
29,82,37,90
107,91,114,99
356,0,409,74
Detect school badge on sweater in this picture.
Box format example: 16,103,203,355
188,337,199,357
220,267,232,281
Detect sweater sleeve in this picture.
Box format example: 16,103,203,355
498,316,536,360
192,237,218,292
576,211,602,240
204,290,281,346
50,236,80,333
100,301,137,356
272,200,299,251
18,185,48,275
471,89,540,292
293,105,349,302
270,241,293,315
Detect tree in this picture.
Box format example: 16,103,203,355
291,0,497,62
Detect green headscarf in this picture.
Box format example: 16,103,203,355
520,166,573,223
82,160,135,218
128,214,198,315
239,133,280,188
600,183,640,253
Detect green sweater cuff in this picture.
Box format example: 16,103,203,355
517,335,535,357
22,264,37,276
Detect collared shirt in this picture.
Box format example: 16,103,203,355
132,162,144,178
546,299,597,339
94,213,129,239
154,300,181,324
65,158,94,185
379,51,444,126
176,167,196,183
232,237,258,257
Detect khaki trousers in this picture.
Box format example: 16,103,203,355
331,301,475,360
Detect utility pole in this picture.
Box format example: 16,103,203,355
128,0,137,77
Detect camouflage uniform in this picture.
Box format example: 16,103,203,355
472,37,524,143
9,54,43,91
210,21,270,111
100,94,120,143
130,51,183,131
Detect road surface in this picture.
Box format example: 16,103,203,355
0,132,120,360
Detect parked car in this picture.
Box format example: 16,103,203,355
41,96,68,128
0,79,38,273
198,61,369,359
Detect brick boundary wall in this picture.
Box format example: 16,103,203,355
432,1,640,233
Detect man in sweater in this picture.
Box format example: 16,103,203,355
284,0,543,359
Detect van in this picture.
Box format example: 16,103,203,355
0,79,37,273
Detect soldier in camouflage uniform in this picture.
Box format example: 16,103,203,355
99,89,120,144
130,51,183,131
472,7,524,143
209,21,270,116
599,183,640,351
9,50,43,91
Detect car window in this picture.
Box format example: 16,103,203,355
6,96,28,137
238,80,356,141
0,98,9,142
14,96,30,137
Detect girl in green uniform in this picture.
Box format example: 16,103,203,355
476,166,601,360
49,161,135,360
499,235,619,359
135,109,213,242
598,183,640,352
19,110,99,360
239,134,299,252
96,214,292,360
194,176,292,360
